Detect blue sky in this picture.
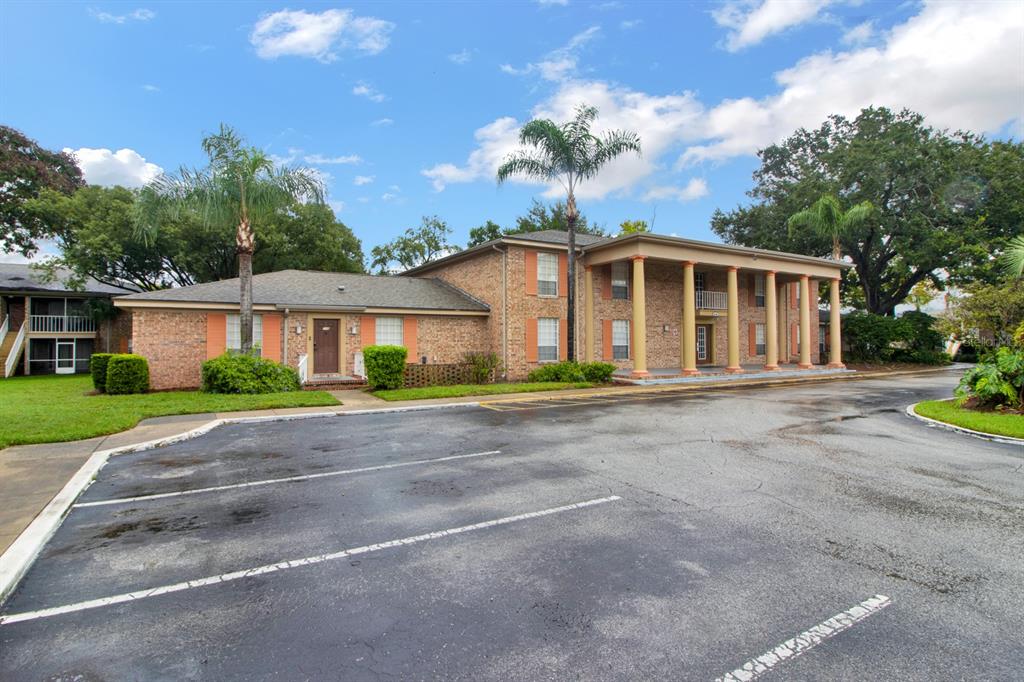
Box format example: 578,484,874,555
1,0,1021,261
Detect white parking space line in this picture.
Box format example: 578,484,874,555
75,450,502,509
715,594,892,682
0,495,621,626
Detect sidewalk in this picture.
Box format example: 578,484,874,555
0,364,962,558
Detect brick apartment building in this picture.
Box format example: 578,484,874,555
112,230,849,390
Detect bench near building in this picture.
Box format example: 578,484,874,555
111,230,850,390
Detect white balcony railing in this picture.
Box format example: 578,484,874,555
30,315,97,333
695,290,727,310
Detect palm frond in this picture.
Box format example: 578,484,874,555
496,151,555,185
580,129,642,180
839,200,874,231
1002,234,1024,279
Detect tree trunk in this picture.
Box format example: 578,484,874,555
237,219,255,353
565,194,578,362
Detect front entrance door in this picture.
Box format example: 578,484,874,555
696,324,712,364
313,319,339,374
56,340,75,374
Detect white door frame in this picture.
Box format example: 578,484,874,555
56,339,75,374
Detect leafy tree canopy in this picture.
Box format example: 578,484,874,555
371,215,460,274
0,125,84,256
711,107,1024,315
466,200,604,247
938,280,1024,348
26,185,363,292
619,219,649,235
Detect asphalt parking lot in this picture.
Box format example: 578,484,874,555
1,370,1022,681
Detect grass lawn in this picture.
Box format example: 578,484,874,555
373,381,594,402
0,374,340,449
915,399,1024,439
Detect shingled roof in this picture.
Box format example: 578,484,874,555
0,263,137,296
115,270,489,312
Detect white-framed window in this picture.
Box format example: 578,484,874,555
537,317,559,362
755,275,766,307
695,272,706,292
819,325,827,355
537,252,558,297
227,314,263,355
611,262,629,300
376,316,404,346
612,320,630,360
755,323,766,356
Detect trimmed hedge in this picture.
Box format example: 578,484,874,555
528,361,617,384
363,345,408,390
90,353,113,392
201,352,300,394
105,354,150,395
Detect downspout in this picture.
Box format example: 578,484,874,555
282,308,289,367
491,244,508,380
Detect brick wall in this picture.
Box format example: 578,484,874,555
95,308,133,354
131,309,207,390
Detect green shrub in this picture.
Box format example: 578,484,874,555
201,352,300,394
528,361,586,383
580,362,616,383
465,351,502,384
90,353,113,392
955,346,1024,408
891,349,952,365
898,311,945,352
105,354,150,394
363,345,408,390
843,311,905,362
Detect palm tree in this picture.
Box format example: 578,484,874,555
137,125,324,352
787,194,874,261
496,105,641,360
1001,234,1024,279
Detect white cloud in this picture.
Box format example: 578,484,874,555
424,2,1023,200
422,81,703,197
500,26,601,82
371,117,394,126
328,200,345,214
841,20,873,46
250,8,394,63
448,49,472,65
712,0,832,52
643,179,709,202
353,175,375,186
141,84,160,92
381,192,399,201
90,7,155,24
620,19,642,30
67,147,162,188
352,82,387,102
303,153,362,165
682,1,1024,164
536,0,569,6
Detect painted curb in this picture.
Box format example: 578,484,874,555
905,403,1024,446
0,401,487,603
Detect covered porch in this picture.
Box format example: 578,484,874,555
582,233,848,379
611,363,853,385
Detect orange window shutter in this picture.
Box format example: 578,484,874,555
524,250,538,296
360,316,376,348
206,313,226,359
262,314,282,362
403,317,418,361
602,319,613,360
601,265,612,300
558,253,568,298
791,323,798,355
559,318,568,360
525,318,538,363
748,322,756,356
748,274,756,307
790,282,798,309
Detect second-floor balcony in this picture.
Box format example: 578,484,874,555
30,315,97,333
695,290,727,310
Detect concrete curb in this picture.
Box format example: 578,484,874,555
905,402,1024,446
